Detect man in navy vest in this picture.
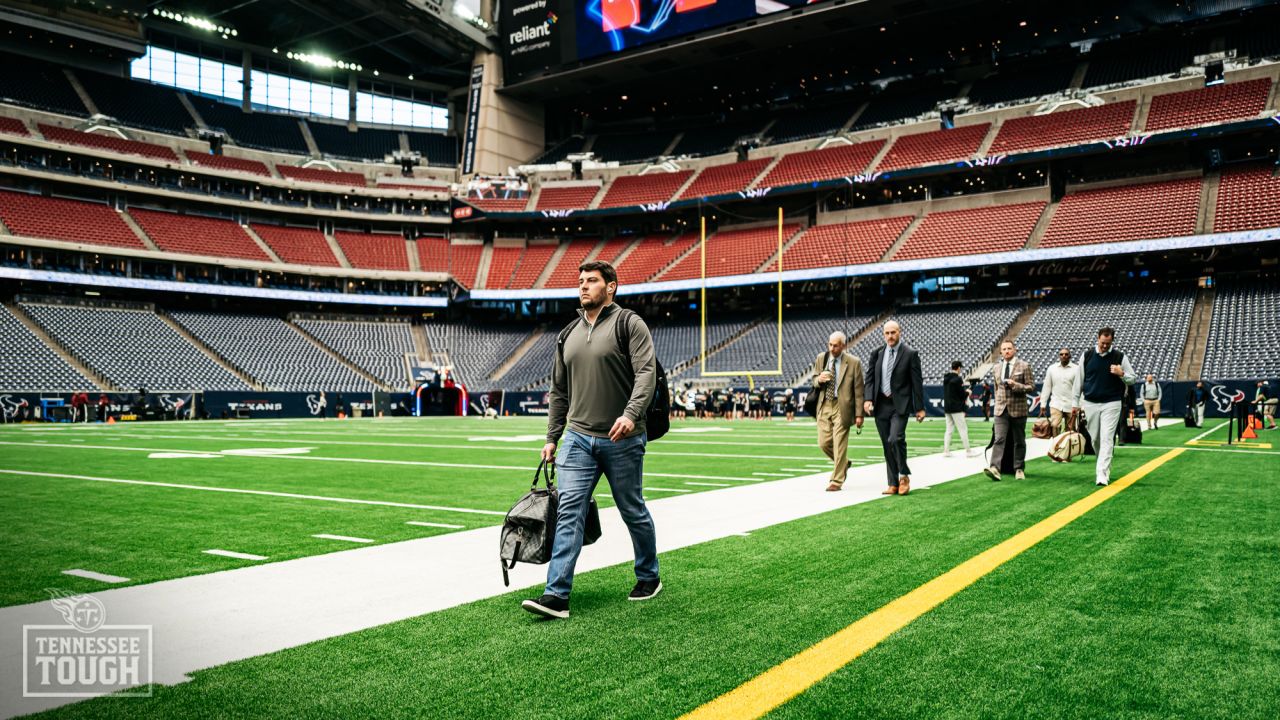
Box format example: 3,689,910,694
1071,327,1136,486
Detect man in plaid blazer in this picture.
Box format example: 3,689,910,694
985,339,1034,482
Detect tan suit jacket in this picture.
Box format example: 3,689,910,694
993,357,1034,418
812,351,865,428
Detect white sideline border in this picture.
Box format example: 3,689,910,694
0,439,1051,718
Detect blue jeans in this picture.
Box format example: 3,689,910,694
545,429,658,599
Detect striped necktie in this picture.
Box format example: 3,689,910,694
825,357,837,401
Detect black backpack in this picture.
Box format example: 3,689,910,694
556,307,670,441
499,460,600,586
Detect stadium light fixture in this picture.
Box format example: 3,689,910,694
285,50,363,72
152,7,238,38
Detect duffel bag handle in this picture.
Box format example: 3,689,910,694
533,458,556,489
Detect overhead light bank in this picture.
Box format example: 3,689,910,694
284,51,363,72
152,7,237,38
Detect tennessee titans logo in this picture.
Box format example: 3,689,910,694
46,588,106,634
305,394,323,415
1210,385,1245,414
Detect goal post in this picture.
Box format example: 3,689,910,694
699,208,785,379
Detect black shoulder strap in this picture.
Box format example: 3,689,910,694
615,308,636,375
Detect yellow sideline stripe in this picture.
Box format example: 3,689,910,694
680,448,1186,720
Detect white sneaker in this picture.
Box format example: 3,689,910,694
966,449,981,457
1015,469,1026,480
942,451,952,458
1095,478,1109,486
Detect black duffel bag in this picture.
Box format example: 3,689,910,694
499,459,601,586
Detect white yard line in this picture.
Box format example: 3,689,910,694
406,521,465,529
683,481,730,487
203,550,268,561
0,469,507,516
311,534,374,544
60,569,130,584
1187,420,1231,443
0,440,1051,718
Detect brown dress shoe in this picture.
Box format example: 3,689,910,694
881,487,897,495
826,483,842,492
898,477,911,495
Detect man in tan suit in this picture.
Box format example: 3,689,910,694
812,331,865,491
985,339,1034,482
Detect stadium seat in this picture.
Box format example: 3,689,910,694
0,190,144,249
614,233,699,283
0,117,30,137
484,246,523,289
967,61,1077,106
988,101,1136,155
598,171,694,208
465,197,530,212
308,123,402,162
1202,282,1280,378
0,52,88,117
877,124,991,172
1214,164,1280,233
130,208,271,261
705,310,880,386
590,131,676,165
333,231,409,271
767,103,861,144
416,235,451,273
20,302,250,391
38,124,179,162
1016,288,1195,381
543,239,600,288
1040,177,1201,247
536,186,602,210
1144,78,1272,132
660,224,801,281
183,149,273,177
187,95,310,155
670,121,763,158
424,322,537,388
80,71,194,135
785,216,914,269
894,202,1045,260
277,165,368,187
250,224,340,267
448,244,485,288
406,133,459,167
0,302,96,390
758,140,885,187
170,311,373,391
508,244,560,289
848,301,1026,384
295,318,415,388
679,159,772,200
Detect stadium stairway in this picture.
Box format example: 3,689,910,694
1024,202,1059,250
4,302,112,389
322,231,353,268
879,215,925,262
288,321,391,391
532,244,572,288
1176,286,1216,381
62,68,97,116
119,211,160,252
1196,169,1222,234
488,328,547,385
473,244,494,289
986,299,1041,370
755,224,809,273
155,310,264,390
411,323,432,362
241,225,284,264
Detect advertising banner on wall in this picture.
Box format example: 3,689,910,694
461,64,485,174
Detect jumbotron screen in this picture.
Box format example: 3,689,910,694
502,0,822,83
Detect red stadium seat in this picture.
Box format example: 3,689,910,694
0,190,143,249
0,117,30,137
38,123,178,162
333,230,409,270
466,197,530,212
1214,164,1280,233
598,171,693,208
894,201,1046,260
185,150,272,177
660,224,801,281
1040,177,1201,247
449,243,485,288
536,186,602,210
758,140,884,187
484,246,523,288
1144,78,1271,132
988,101,1136,155
679,158,772,199
877,124,991,172
544,239,600,288
417,235,450,273
130,208,271,261
276,165,368,187
785,216,914,269
508,243,560,289
614,233,699,283
250,224,339,266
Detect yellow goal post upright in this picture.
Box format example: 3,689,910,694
698,207,785,386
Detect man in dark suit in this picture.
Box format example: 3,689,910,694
862,321,926,495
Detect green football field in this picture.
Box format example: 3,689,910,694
2,415,1277,719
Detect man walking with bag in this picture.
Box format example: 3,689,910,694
523,261,661,620
811,331,865,491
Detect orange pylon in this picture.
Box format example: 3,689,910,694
1242,422,1259,440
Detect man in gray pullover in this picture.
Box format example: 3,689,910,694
522,260,660,620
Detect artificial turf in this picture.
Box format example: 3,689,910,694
17,416,1277,719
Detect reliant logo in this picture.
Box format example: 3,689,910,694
509,13,556,45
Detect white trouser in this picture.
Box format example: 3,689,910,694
1194,403,1205,427
943,411,970,452
1082,399,1122,484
